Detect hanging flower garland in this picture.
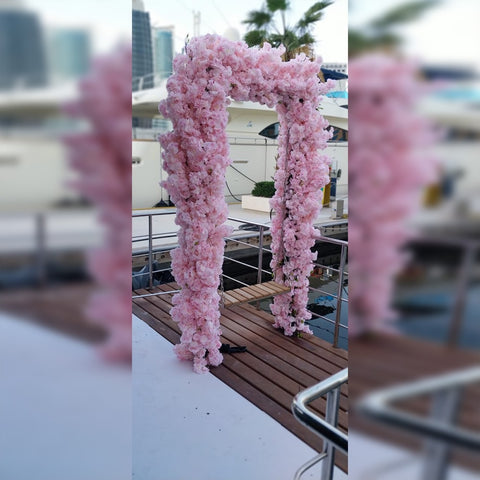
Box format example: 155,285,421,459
64,45,132,362
270,90,333,336
159,35,334,373
348,54,438,335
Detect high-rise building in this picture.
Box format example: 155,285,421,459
132,0,153,91
0,1,47,89
47,27,91,82
152,26,174,80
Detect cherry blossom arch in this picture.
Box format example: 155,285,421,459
159,35,334,373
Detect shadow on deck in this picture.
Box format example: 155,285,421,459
133,282,349,473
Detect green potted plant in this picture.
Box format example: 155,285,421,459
242,181,275,212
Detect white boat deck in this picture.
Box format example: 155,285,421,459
0,209,102,254
0,311,131,480
349,430,478,480
132,314,347,480
132,196,348,253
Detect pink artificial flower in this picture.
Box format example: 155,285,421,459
160,35,332,371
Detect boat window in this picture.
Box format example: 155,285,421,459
329,126,348,142
258,122,279,139
258,122,347,142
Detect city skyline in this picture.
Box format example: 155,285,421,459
142,0,348,63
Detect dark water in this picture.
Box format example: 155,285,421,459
394,284,480,350
256,272,348,350
307,273,348,350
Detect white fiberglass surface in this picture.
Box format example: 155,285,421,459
0,312,131,480
349,429,477,480
133,315,347,480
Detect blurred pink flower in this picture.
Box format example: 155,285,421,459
63,44,132,362
349,54,438,335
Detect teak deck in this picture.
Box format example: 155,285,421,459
133,282,349,473
220,280,290,306
0,283,106,342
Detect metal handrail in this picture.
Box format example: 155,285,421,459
292,368,348,480
131,210,348,347
132,289,180,299
227,216,271,229
308,285,349,303
358,366,480,452
310,310,349,330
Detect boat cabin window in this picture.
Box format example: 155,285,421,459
258,122,347,142
329,126,348,142
258,122,280,139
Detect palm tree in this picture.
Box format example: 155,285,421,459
243,0,333,61
349,0,439,57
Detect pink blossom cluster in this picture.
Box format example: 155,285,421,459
159,35,333,372
269,83,333,336
64,45,132,362
348,54,438,335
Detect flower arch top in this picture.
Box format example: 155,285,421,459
159,35,334,373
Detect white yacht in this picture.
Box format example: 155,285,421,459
132,79,349,209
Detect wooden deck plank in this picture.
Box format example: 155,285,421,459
229,304,349,369
136,288,348,421
220,291,238,305
241,302,349,363
0,282,105,342
226,288,251,303
151,282,348,391
251,282,278,296
218,281,290,306
236,284,263,297
219,319,349,415
246,283,272,295
220,306,349,403
133,285,349,473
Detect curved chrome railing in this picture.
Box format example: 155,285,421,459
292,368,348,480
358,366,480,480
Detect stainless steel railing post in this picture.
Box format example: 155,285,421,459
257,225,264,284
321,386,342,480
36,212,47,286
292,368,348,480
423,387,462,480
447,243,475,347
333,244,347,348
148,214,153,289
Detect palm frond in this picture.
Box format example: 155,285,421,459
242,9,272,28
244,29,269,47
370,0,439,31
266,0,289,13
297,32,315,46
348,29,401,57
267,33,286,48
296,1,333,32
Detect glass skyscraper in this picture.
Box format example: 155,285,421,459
0,4,47,89
48,28,91,81
152,26,174,80
132,0,153,91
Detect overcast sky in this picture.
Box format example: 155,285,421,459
350,0,480,70
143,0,348,63
22,0,480,71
